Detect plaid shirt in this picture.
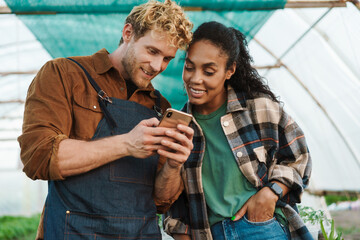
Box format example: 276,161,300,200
164,85,313,240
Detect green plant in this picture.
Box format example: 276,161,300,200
324,195,358,206
298,205,329,225
298,205,346,240
157,213,163,228
0,214,40,240
320,219,344,240
336,226,360,235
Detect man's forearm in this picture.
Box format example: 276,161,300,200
57,118,167,178
154,161,183,201
57,134,130,177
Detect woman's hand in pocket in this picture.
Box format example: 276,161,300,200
231,187,277,222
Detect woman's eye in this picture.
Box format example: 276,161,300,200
204,71,214,76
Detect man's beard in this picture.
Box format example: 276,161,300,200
121,44,136,82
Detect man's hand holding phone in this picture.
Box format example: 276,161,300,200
158,108,192,129
154,109,194,203
157,108,194,168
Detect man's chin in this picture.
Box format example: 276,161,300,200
133,79,151,89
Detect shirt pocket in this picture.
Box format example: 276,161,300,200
72,94,103,139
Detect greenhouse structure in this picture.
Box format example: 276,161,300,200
0,0,359,238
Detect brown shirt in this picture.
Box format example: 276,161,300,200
18,48,171,180
18,49,180,239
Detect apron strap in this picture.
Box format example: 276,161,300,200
153,90,163,118
67,58,117,130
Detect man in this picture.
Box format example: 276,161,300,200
18,0,193,239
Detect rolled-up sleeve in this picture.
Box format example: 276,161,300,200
154,156,185,213
269,109,312,204
18,60,72,180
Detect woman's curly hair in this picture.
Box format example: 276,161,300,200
190,21,278,102
120,0,193,50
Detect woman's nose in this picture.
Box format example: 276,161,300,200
189,71,203,84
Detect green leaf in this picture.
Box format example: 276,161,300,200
330,219,335,239
320,220,329,240
335,232,343,240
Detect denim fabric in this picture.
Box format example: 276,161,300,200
166,85,312,239
210,216,290,240
44,98,162,239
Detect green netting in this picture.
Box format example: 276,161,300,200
154,11,274,108
5,0,284,109
5,0,286,12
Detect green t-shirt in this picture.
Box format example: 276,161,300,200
194,102,287,226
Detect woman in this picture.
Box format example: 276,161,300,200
164,21,313,240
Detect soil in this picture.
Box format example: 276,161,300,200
330,210,360,240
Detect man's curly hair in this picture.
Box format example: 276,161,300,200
120,0,193,50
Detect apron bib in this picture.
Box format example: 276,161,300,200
44,58,163,239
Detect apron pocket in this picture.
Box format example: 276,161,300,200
64,211,160,239
110,156,157,186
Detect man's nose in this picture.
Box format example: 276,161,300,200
150,57,163,73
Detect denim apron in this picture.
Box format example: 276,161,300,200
43,58,163,239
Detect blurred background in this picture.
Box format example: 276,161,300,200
0,0,359,239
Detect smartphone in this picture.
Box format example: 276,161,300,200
158,108,192,128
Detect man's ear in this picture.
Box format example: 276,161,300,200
122,23,133,43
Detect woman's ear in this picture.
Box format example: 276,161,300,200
226,62,236,80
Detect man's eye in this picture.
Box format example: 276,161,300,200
149,49,157,54
204,71,214,76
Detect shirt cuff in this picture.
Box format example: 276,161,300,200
164,216,191,236
49,134,68,180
